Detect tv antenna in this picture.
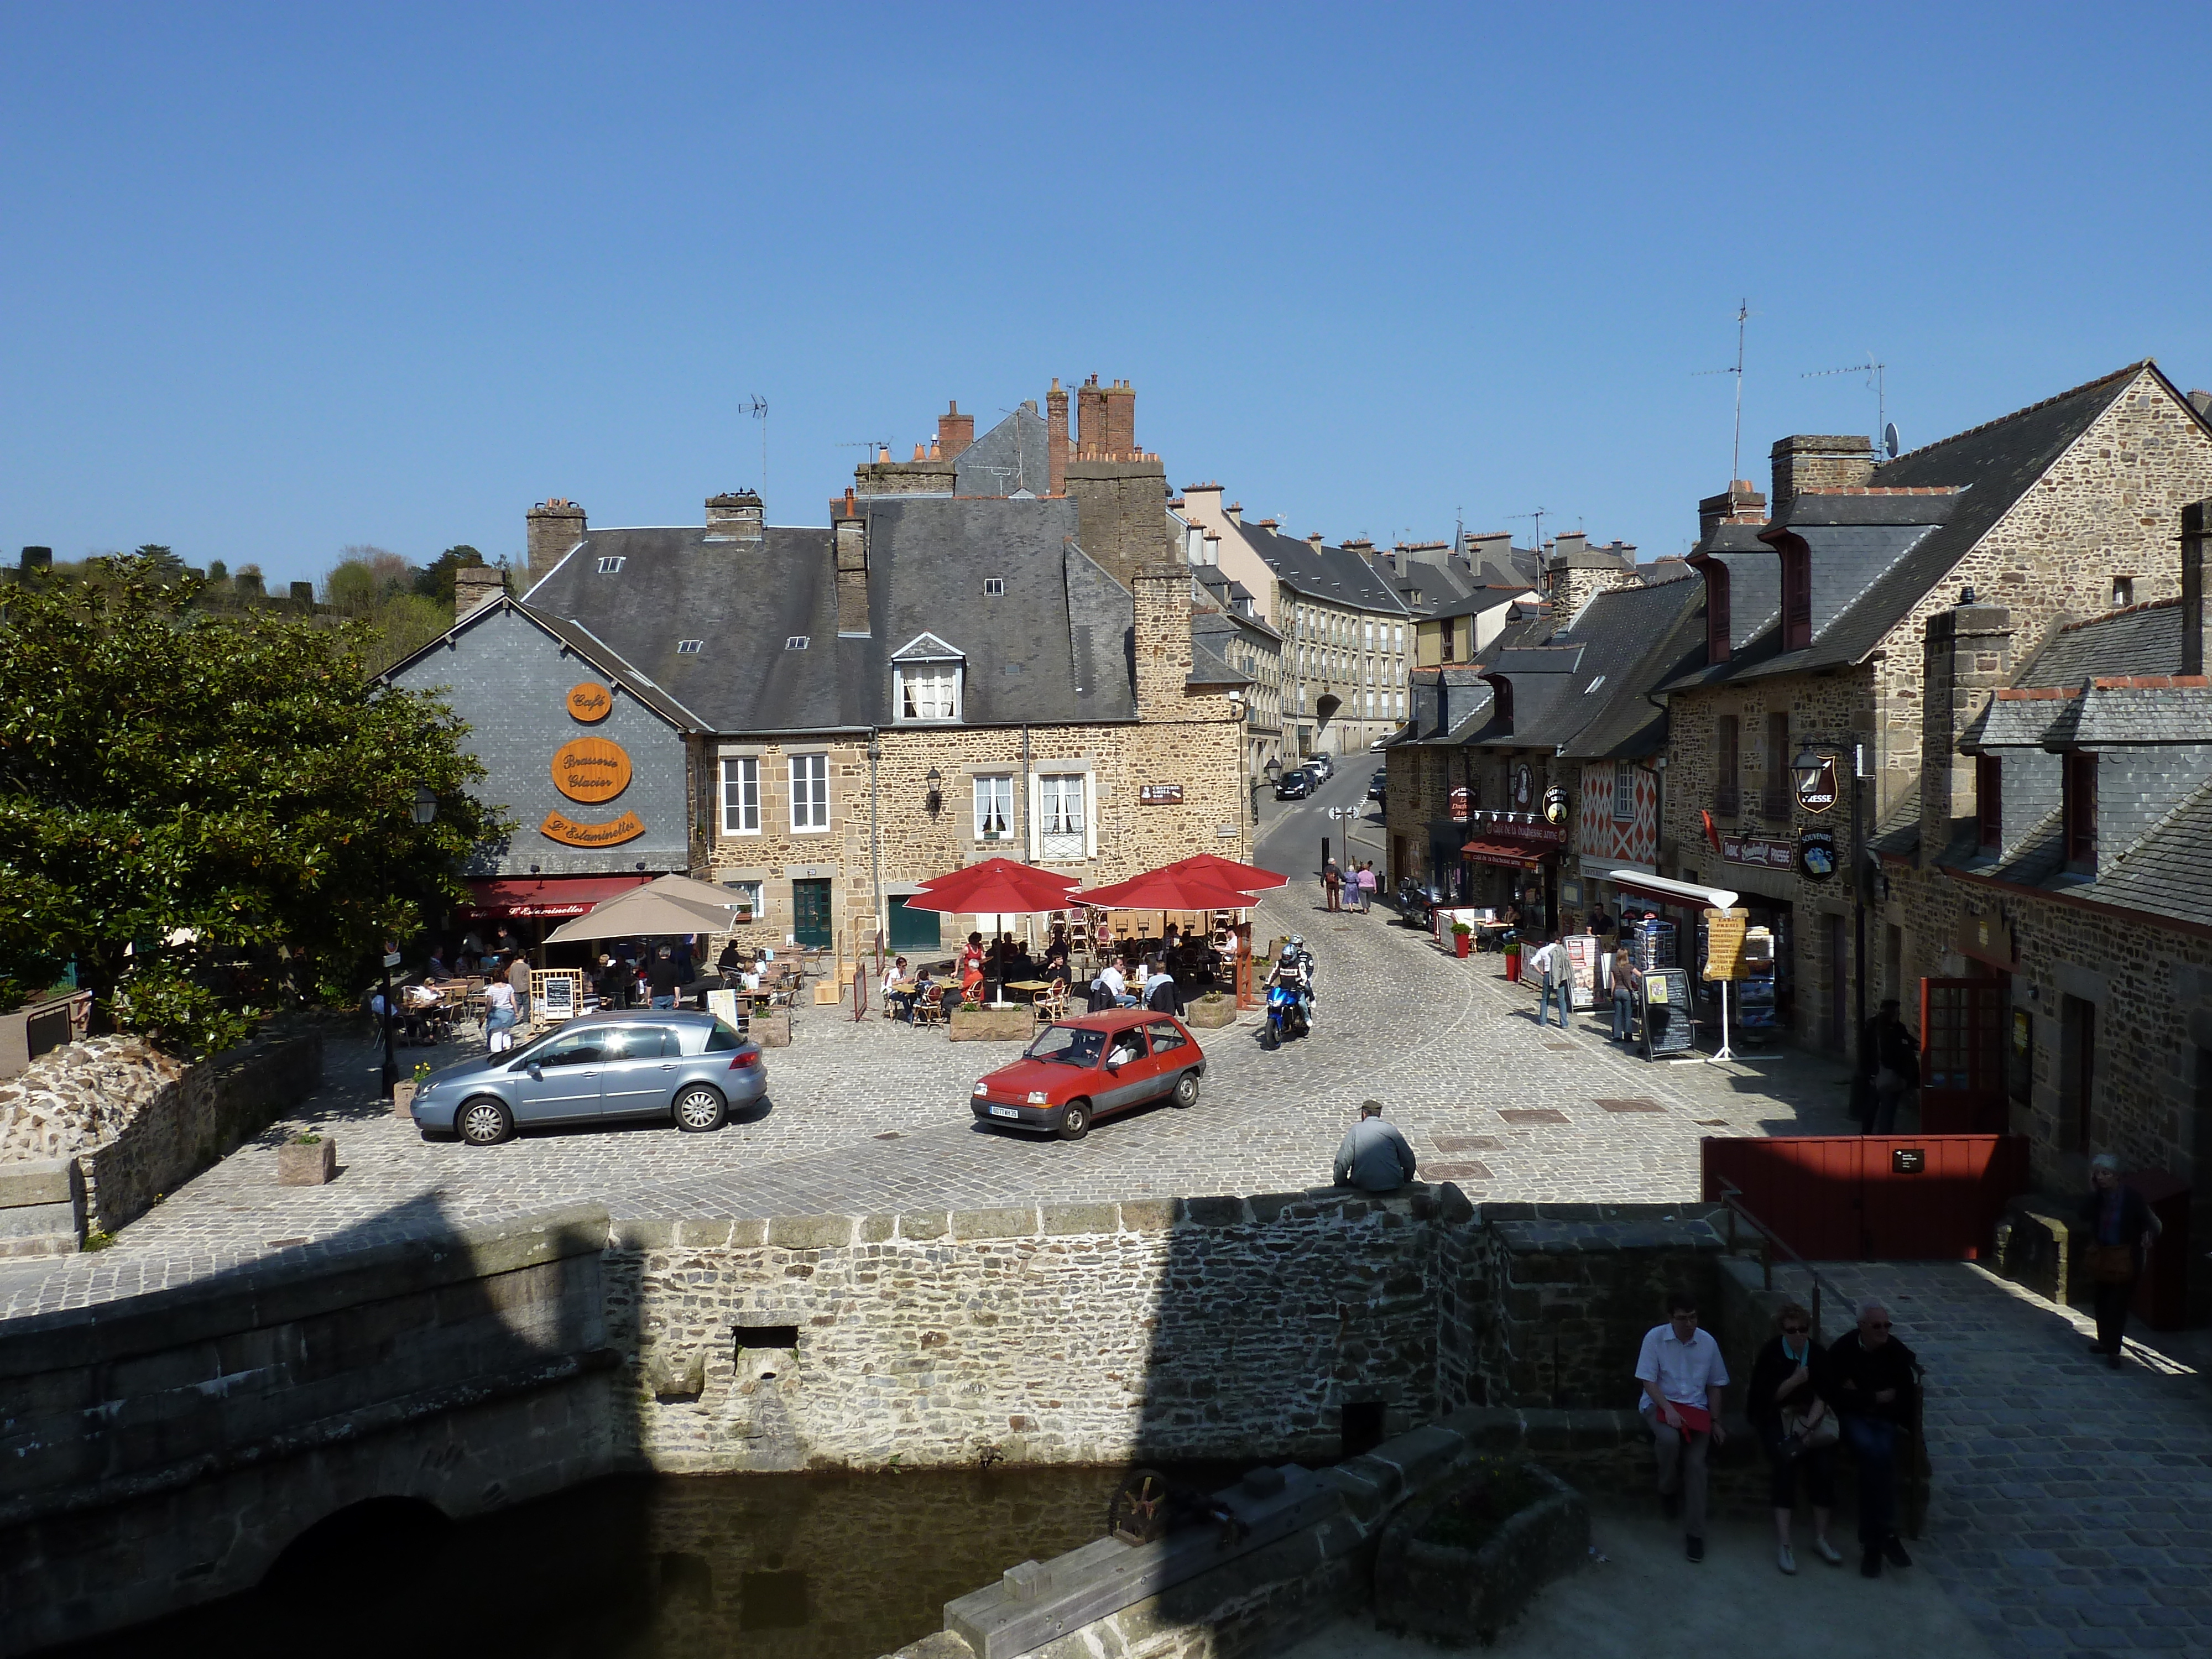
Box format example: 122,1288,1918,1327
1802,357,1892,456
1693,299,1754,482
1506,508,1548,550
745,395,769,498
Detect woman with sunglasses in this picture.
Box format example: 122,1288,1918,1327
1746,1303,1843,1574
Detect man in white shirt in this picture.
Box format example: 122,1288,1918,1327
1528,936,1572,1031
1095,960,1134,1007
1634,1289,1730,1562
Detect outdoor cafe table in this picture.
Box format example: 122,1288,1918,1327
1005,978,1052,1005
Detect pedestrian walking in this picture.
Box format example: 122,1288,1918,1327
1528,935,1572,1030
482,974,518,1051
1859,998,1918,1133
1357,861,1377,912
647,945,681,1009
1611,937,1637,1042
2080,1154,2161,1366
504,951,533,1023
1818,1300,1918,1578
1747,1303,1843,1574
1635,1289,1729,1563
1323,861,1343,911
1332,1100,1417,1192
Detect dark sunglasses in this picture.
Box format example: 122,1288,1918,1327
1782,1324,1809,1334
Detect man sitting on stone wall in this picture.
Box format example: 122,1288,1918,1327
1635,1288,1730,1564
1332,1100,1417,1193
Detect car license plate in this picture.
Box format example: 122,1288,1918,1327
988,1105,1020,1119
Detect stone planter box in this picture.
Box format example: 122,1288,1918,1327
1184,995,1237,1030
390,1081,418,1119
949,1008,1033,1042
276,1138,336,1186
752,1011,792,1048
1374,1461,1588,1646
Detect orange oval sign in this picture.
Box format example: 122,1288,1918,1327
551,737,633,804
541,809,645,848
567,682,613,722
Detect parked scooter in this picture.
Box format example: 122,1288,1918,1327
1395,878,1439,931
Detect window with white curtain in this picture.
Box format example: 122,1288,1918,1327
974,774,1014,841
790,753,829,832
898,662,961,722
723,879,764,920
1036,773,1087,860
720,757,760,834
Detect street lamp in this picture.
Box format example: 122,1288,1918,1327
380,786,439,1095
1792,744,1825,796
924,766,943,817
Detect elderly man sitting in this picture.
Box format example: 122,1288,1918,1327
1332,1100,1417,1193
1818,1300,1920,1578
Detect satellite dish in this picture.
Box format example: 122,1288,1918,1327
1884,421,1901,461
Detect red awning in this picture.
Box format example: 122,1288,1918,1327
1460,839,1544,871
461,874,654,920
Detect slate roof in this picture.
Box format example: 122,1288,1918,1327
1557,578,1711,760
2015,599,2185,685
954,403,1051,498
1667,363,2158,690
1234,521,1411,616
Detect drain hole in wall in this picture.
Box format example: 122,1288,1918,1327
735,1323,799,1370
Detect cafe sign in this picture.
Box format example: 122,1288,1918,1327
1793,752,1840,815
1138,784,1184,805
552,737,633,805
1721,833,1793,869
567,681,613,723
540,809,646,848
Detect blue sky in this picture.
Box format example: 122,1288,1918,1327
4,3,2209,583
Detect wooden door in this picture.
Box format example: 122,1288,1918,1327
1919,978,2008,1133
792,879,833,949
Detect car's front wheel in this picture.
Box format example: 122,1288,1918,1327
1170,1071,1199,1108
457,1097,513,1147
1057,1098,1092,1141
674,1084,728,1133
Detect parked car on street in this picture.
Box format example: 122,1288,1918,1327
970,1010,1204,1140
1368,769,1387,802
1274,769,1315,800
411,1009,764,1145
1305,753,1334,779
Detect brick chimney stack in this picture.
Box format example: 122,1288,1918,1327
526,498,587,583
1920,600,2015,867
936,400,974,460
1047,378,1070,495
1770,435,1875,514
455,564,505,623
1103,379,1136,456
1698,480,1767,540
1132,562,1194,722
1074,375,1107,458
705,489,765,547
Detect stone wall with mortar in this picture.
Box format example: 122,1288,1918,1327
0,1022,322,1235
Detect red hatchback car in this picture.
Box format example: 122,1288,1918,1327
970,1009,1206,1140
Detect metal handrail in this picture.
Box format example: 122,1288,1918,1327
1712,1178,1861,1338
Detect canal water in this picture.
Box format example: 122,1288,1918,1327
49,1465,1242,1659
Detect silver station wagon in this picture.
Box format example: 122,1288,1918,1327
410,1009,765,1146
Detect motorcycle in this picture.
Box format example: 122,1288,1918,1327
1261,980,1309,1049
1395,878,1438,932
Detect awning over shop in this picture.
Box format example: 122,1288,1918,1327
1605,869,1739,911
461,874,654,920
1461,839,1545,871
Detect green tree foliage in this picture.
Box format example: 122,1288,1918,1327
0,554,507,1055
321,545,449,669
414,545,491,608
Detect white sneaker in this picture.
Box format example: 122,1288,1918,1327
1812,1537,1843,1566
1777,1545,1797,1575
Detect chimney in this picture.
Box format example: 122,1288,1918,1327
1133,562,1194,722
705,489,765,547
1201,529,1221,566
1698,481,1767,540
1306,531,1326,555
1047,378,1070,495
2183,497,2209,676
526,497,587,581
937,400,974,460
1075,374,1108,458
1550,531,1588,562
455,565,505,623
1920,599,2015,867
1770,435,1875,513
1226,501,1243,525
835,513,870,637
2191,390,2212,421
1103,379,1136,457
288,580,315,609
1181,481,1223,524
1466,531,1512,576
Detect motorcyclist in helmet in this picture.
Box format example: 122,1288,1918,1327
1266,940,1316,1032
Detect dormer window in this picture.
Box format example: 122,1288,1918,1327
891,632,965,724
1693,555,1731,662
2063,753,2098,874
1482,674,1514,733
597,556,625,574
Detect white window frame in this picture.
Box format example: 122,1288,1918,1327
721,756,760,835
723,879,765,920
974,774,1015,842
1613,760,1636,822
895,659,962,723
1030,771,1094,862
790,753,830,833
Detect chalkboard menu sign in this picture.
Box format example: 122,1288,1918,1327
1639,968,1695,1058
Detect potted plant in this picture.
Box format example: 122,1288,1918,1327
392,1060,430,1119
278,1131,337,1186
1451,920,1473,959
1186,990,1237,1029
1501,935,1523,983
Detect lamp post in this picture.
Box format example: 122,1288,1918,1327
1793,740,1868,1090
1256,756,1282,825
380,785,439,1095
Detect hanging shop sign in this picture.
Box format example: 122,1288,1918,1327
1955,907,2017,969
1511,764,1534,808
1542,781,1568,825
1449,786,1471,821
1138,784,1185,805
1794,753,1840,815
1721,833,1793,869
567,682,614,723
551,737,633,804
1798,827,1839,880
540,809,647,848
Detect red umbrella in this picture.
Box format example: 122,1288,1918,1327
1159,853,1289,894
903,857,1079,915
1069,868,1262,912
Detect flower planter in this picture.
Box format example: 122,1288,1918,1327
1503,953,1522,983
1185,994,1237,1030
276,1139,336,1186
390,1081,418,1120
752,1010,792,1048
949,1008,1034,1042
1374,1461,1588,1647
1452,932,1472,958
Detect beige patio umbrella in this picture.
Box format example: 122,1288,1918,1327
542,884,733,944
637,873,751,915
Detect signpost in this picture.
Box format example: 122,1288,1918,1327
1702,907,1749,1063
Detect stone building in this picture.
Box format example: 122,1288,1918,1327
1868,503,2212,1307
1185,561,1285,788
1175,485,1412,758
1656,362,2212,1056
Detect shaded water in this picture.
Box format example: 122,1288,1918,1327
49,1466,1239,1659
